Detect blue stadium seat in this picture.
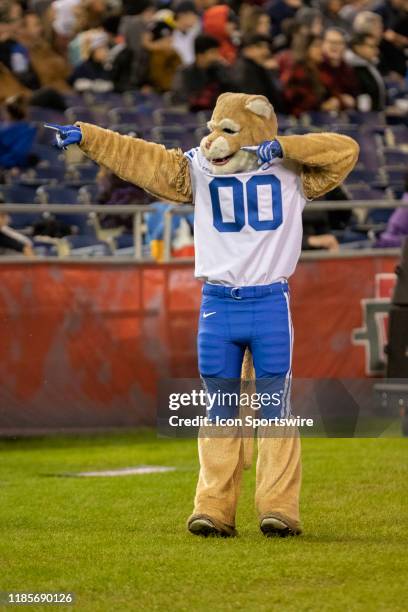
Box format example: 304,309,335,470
65,235,112,256
0,185,42,228
78,184,99,204
19,166,67,186
346,186,388,201
346,168,381,184
383,149,408,167
64,106,98,124
121,91,163,108
31,142,64,162
114,233,135,256
385,125,408,146
109,107,154,127
35,185,93,233
151,126,195,150
152,108,199,127
65,164,99,186
108,123,139,136
36,185,78,204
28,107,65,123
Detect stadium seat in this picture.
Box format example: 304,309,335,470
385,168,406,191
121,90,163,108
0,185,42,229
31,142,64,163
36,185,78,204
383,149,408,167
66,164,99,185
114,233,135,256
19,166,67,186
151,126,196,150
64,106,98,124
108,123,139,136
64,235,112,256
385,125,408,147
346,168,382,184
346,186,391,201
35,185,93,234
28,107,65,123
108,107,152,125
77,184,99,205
301,111,341,127
152,108,199,127
345,111,386,127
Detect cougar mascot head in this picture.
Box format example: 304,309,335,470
200,92,278,175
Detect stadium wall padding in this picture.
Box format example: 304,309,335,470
0,257,398,434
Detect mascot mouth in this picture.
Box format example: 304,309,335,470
210,153,235,166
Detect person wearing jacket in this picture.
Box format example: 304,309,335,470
202,4,240,64
345,33,386,111
375,177,408,248
233,35,284,112
0,95,36,170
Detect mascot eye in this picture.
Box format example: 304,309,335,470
223,128,237,135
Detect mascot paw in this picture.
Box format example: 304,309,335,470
257,140,283,164
44,123,82,149
187,514,237,538
260,513,302,538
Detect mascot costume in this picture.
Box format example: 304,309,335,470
49,93,359,538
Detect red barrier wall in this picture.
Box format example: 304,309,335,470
0,256,398,433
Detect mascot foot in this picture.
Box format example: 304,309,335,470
260,513,302,538
187,514,237,538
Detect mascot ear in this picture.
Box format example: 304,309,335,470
245,96,274,120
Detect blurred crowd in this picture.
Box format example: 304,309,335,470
0,0,406,114
0,0,407,256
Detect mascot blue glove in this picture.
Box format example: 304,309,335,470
44,124,82,149
257,140,283,164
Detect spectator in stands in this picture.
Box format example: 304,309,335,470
339,0,374,26
280,34,340,116
375,174,408,248
275,8,323,64
97,168,150,231
233,35,284,112
266,0,302,38
18,12,72,94
74,0,110,33
293,7,324,38
172,1,202,65
240,6,271,39
319,27,359,110
0,1,41,90
172,34,233,111
48,0,82,51
0,95,37,170
202,4,240,64
69,33,114,92
319,0,350,30
0,200,34,256
345,33,386,111
147,10,182,92
119,0,156,89
373,0,408,77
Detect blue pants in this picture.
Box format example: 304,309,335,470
197,281,293,420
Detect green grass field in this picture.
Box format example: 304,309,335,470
1,431,407,612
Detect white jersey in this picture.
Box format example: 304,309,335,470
185,147,306,287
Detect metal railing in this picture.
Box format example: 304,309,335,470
0,199,405,263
